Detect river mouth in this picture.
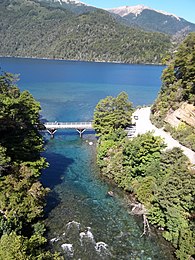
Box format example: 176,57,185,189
41,131,175,260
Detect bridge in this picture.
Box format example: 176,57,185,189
44,122,93,137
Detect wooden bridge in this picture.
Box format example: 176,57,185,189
44,122,93,137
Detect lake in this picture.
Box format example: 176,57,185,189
0,57,175,259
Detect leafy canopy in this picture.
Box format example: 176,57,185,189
0,73,43,162
93,92,133,137
94,90,195,259
0,72,59,259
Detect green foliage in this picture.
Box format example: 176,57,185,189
97,130,165,192
0,145,11,176
159,147,189,176
103,147,125,183
22,157,49,178
0,0,171,64
94,92,195,259
123,132,165,178
148,148,195,258
0,72,58,258
97,139,116,168
0,232,28,260
0,74,44,161
93,92,133,136
152,32,195,117
164,123,195,151
176,228,195,260
151,33,195,150
131,176,157,207
0,165,48,232
0,230,61,260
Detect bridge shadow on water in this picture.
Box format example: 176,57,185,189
40,151,74,217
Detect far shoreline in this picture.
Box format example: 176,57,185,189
0,55,165,67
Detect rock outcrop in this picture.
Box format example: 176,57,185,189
165,102,195,127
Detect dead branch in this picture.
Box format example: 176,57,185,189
131,203,151,236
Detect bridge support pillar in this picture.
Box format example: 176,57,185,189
76,128,86,138
47,129,57,138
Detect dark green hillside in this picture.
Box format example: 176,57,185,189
0,0,171,63
151,32,195,150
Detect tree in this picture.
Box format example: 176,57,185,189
123,132,165,178
176,228,195,260
0,145,11,176
0,230,61,260
0,72,59,259
0,73,43,162
93,92,133,136
148,148,195,258
0,232,28,260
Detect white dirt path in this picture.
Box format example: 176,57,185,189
132,107,195,165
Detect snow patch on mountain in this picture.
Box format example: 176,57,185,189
107,5,148,17
107,5,181,21
52,0,88,6
157,10,181,21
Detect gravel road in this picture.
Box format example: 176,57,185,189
132,107,195,165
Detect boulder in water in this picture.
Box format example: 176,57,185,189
107,191,114,197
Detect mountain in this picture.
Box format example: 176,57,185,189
107,5,180,19
36,0,97,14
107,5,195,35
0,0,171,64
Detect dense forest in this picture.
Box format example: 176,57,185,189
0,73,60,259
0,0,171,64
93,92,195,260
151,32,195,151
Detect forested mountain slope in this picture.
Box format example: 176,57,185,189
0,0,171,64
151,32,195,150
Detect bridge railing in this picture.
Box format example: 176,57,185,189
44,122,93,126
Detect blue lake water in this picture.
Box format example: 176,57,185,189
0,57,175,259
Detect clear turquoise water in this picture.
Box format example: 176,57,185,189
0,57,175,259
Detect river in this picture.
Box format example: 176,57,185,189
0,57,175,259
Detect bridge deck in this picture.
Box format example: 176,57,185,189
44,122,93,130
